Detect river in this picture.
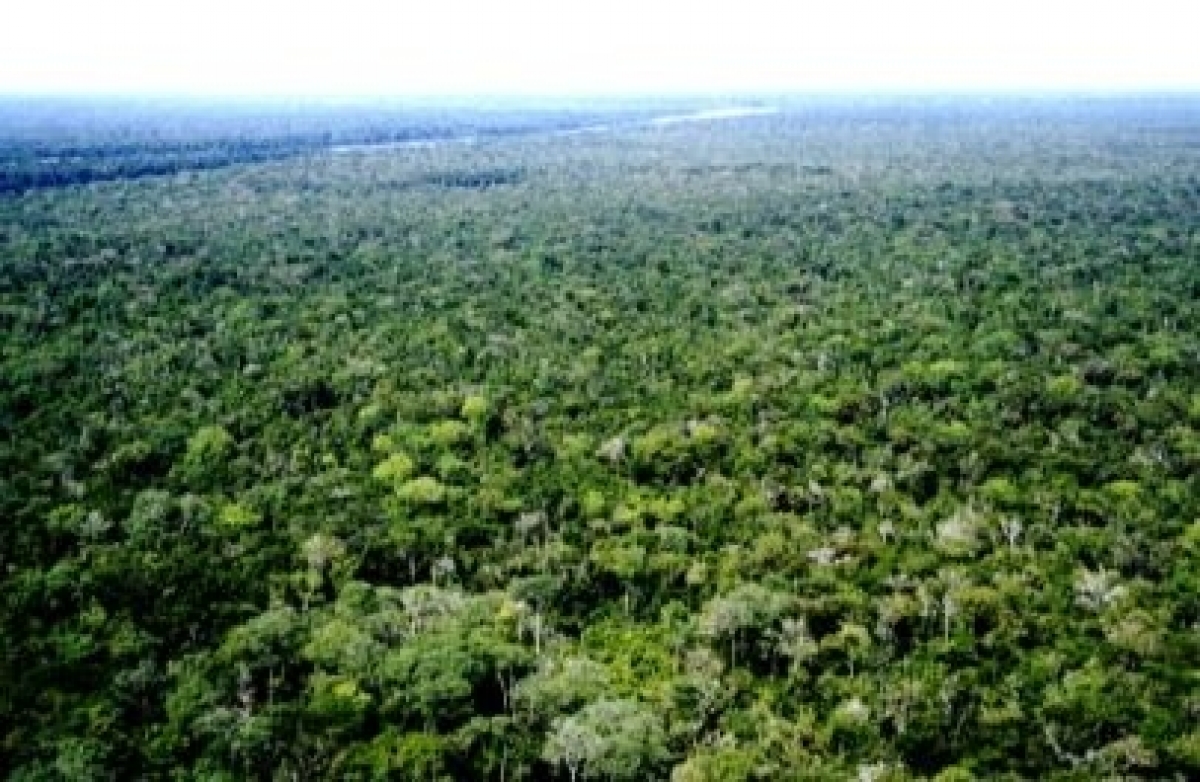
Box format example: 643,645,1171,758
329,105,778,154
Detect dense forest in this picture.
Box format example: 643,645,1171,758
2,96,1199,780
0,97,682,194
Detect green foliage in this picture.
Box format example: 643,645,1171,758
177,424,234,486
396,476,448,505
186,425,234,465
543,699,668,781
216,501,261,532
3,99,1199,781
429,419,471,448
371,451,415,484
460,394,489,425
670,745,757,782
307,673,372,731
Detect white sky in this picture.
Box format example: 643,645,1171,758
1,0,1197,96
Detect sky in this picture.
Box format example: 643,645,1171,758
1,0,1198,96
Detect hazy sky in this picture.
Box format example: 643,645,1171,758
2,0,1197,96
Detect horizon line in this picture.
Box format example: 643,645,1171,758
3,87,1200,104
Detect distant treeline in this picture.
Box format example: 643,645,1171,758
0,139,320,193
0,102,650,194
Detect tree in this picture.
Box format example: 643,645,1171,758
543,699,668,781
176,424,234,487
514,655,612,718
698,583,791,668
